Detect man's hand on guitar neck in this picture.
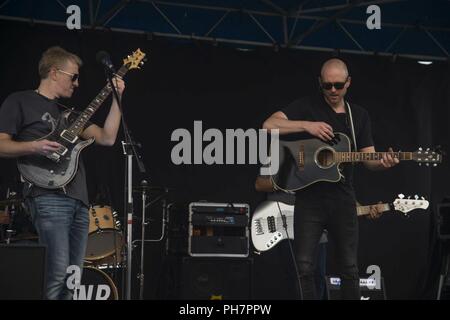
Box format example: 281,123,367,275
361,146,400,170
81,76,126,147
111,76,125,101
367,201,384,219
380,147,400,168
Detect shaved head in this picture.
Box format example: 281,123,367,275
320,58,349,78
319,58,351,108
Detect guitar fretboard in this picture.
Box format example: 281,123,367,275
64,64,129,138
356,203,390,216
335,152,413,162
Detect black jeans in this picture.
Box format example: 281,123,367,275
293,193,360,300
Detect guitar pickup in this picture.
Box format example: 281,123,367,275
267,216,276,233
60,130,78,144
58,146,68,156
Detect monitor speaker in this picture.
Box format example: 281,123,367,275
180,257,252,300
0,244,46,299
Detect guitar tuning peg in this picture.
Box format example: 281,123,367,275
419,147,423,151
419,163,422,166
407,196,411,199
433,163,437,167
415,195,418,199
398,194,404,199
421,196,425,200
426,148,430,151
426,163,430,167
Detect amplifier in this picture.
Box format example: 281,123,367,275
188,202,249,257
326,276,387,300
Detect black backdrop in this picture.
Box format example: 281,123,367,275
1,21,449,299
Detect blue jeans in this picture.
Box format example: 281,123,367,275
26,194,89,300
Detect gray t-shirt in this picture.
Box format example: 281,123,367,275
0,90,89,207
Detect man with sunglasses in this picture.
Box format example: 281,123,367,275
262,58,398,300
0,46,125,299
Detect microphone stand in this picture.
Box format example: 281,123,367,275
104,67,146,300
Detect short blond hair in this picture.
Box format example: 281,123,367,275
38,46,82,79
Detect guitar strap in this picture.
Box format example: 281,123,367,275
345,101,357,152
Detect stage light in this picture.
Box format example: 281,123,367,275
417,61,433,65
236,47,253,52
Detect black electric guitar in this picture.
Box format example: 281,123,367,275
17,49,146,189
271,132,442,192
251,194,429,252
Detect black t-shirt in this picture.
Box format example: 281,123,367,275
0,90,89,207
281,94,374,201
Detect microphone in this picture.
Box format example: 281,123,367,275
96,51,116,74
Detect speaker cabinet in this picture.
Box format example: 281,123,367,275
438,203,450,240
180,257,252,300
0,244,47,299
326,276,386,300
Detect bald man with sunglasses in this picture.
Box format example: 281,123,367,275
263,58,398,300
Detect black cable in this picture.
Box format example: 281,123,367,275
275,200,303,300
121,118,127,300
120,147,127,300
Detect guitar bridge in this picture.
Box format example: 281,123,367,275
45,146,68,162
254,220,264,235
46,152,61,162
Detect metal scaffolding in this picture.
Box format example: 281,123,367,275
0,0,449,61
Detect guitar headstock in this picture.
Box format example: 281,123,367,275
412,147,442,167
393,194,429,214
123,48,146,70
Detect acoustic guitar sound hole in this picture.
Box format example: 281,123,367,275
316,148,335,168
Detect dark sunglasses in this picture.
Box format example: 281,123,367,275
320,77,348,90
57,69,79,82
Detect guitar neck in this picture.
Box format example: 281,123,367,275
336,152,413,163
356,203,390,216
67,65,129,136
